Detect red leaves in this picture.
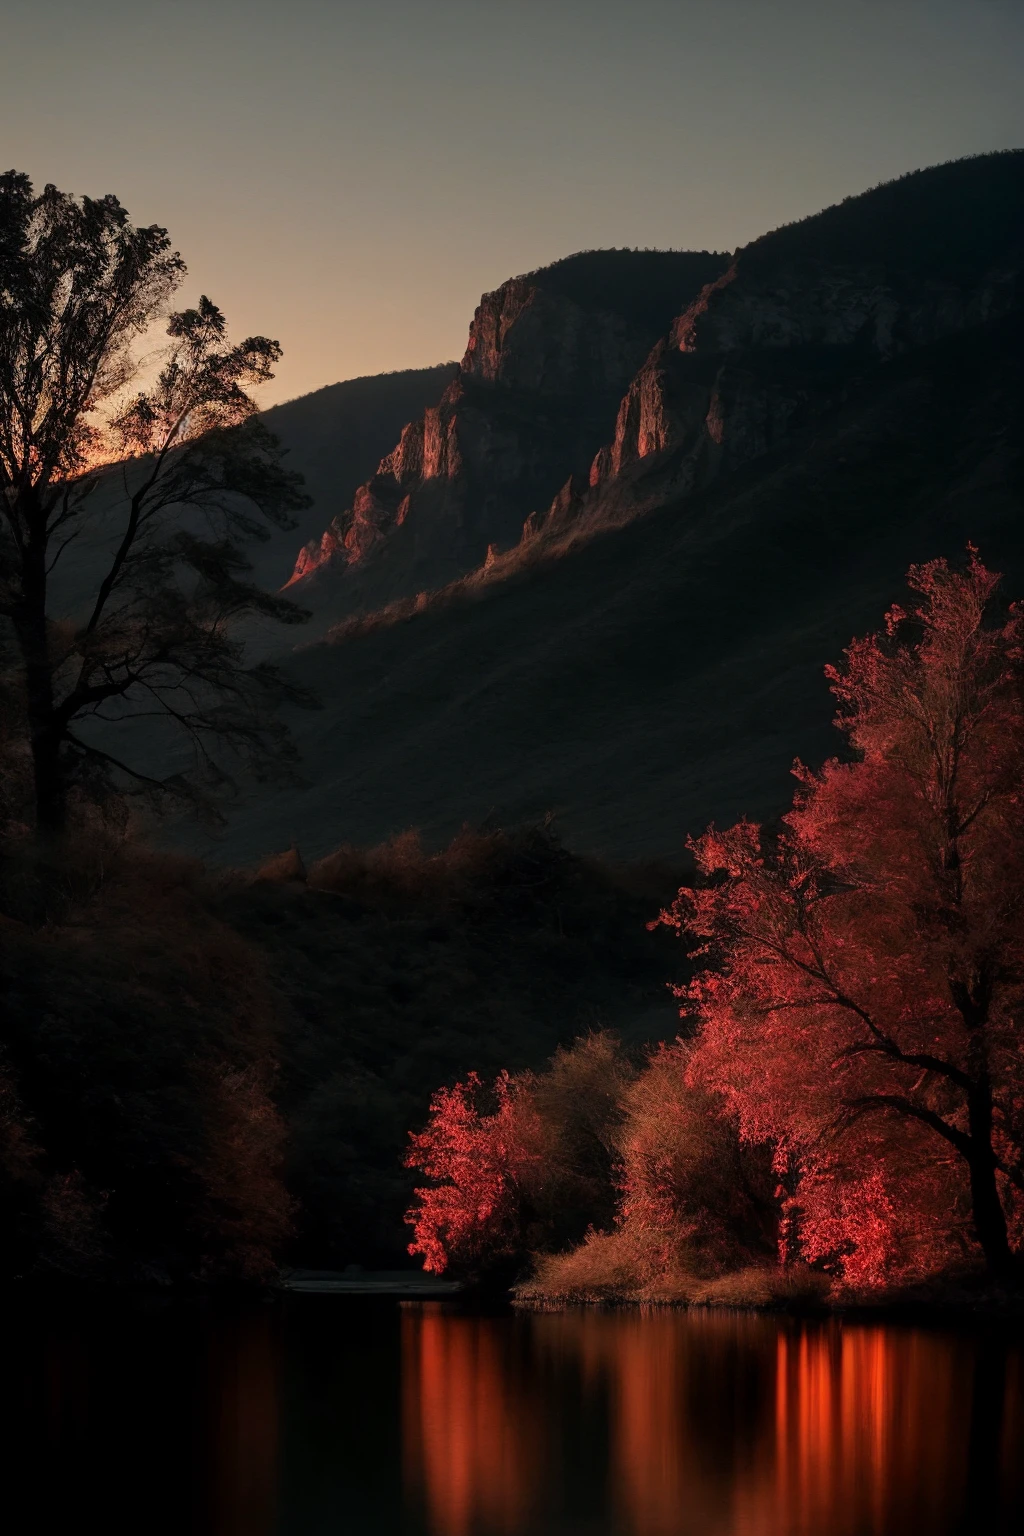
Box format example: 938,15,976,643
405,1036,632,1276
404,1072,520,1274
407,555,1024,1290
662,553,1024,1283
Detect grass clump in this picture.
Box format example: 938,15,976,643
518,1236,830,1309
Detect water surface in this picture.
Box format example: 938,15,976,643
6,1296,1023,1534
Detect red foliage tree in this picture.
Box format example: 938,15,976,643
405,1072,524,1274
659,554,1024,1284
405,1036,631,1275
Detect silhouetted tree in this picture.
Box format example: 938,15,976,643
0,171,312,834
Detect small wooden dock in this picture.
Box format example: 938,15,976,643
279,1268,463,1297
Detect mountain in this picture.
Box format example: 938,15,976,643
284,250,728,619
178,153,1024,868
526,151,1024,551
249,362,458,591
43,361,459,623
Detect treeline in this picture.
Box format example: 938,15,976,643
744,148,1024,281
407,557,1024,1299
524,248,727,332
405,1032,794,1303
0,826,679,1282
0,846,291,1281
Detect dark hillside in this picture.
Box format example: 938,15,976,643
183,312,1023,868
743,148,1024,280
42,362,459,624
0,831,678,1276
223,827,681,1266
526,248,727,331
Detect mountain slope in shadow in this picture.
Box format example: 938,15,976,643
158,153,1024,867
191,314,1023,867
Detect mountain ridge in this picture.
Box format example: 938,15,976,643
284,250,728,615
189,318,1022,867
165,152,1024,868
527,150,1024,551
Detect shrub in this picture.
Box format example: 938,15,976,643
0,837,291,1281
405,1033,635,1279
615,1043,777,1276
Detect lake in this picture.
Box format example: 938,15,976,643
6,1296,1023,1534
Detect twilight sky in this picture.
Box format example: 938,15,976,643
3,0,1021,405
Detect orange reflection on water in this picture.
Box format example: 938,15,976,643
402,1307,543,1536
404,1305,1022,1536
764,1326,970,1536
605,1312,764,1536
207,1309,279,1536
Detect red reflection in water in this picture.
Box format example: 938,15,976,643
206,1309,280,1536
547,1311,776,1536
402,1307,543,1536
403,1307,1022,1536
763,1328,968,1536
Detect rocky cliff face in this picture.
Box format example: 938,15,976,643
529,153,1024,546
182,153,1024,870
286,250,727,599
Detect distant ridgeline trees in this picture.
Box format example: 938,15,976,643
519,247,727,332
407,555,1024,1297
0,170,313,837
743,149,1024,281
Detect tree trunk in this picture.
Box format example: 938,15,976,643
29,720,67,835
14,528,67,836
966,1078,1014,1278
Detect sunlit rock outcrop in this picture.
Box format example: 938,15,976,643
285,250,727,598
531,153,1024,545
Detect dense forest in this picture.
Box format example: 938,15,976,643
0,823,677,1280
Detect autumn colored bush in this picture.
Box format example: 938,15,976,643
511,1043,778,1301
405,1070,522,1275
405,1033,634,1277
659,553,1024,1288
414,554,1024,1303
614,1042,777,1275
517,1224,681,1302
405,1031,776,1286
520,1032,635,1245
519,1239,827,1307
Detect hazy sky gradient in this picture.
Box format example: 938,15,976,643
3,0,1021,403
